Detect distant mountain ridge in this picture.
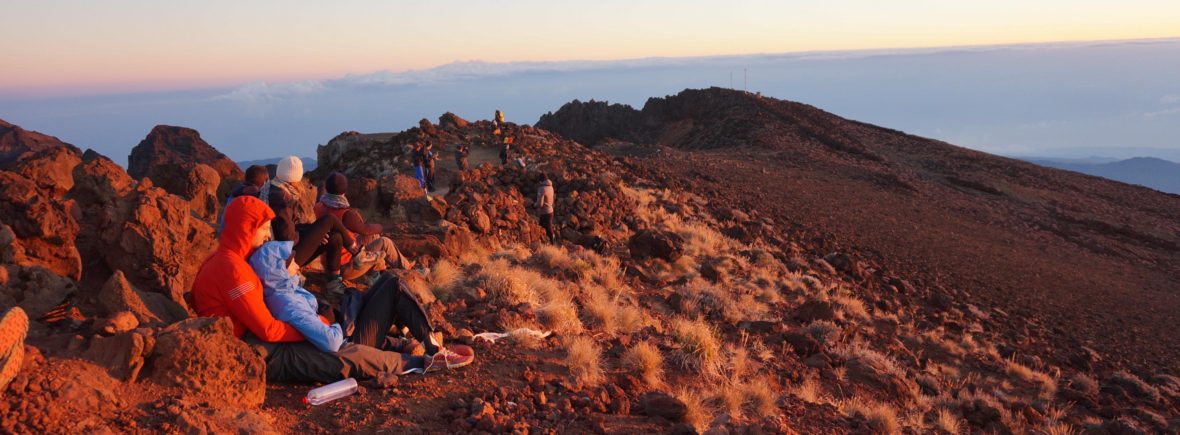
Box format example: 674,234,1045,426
236,156,317,172
1028,156,1180,194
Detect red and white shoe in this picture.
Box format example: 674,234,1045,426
424,345,475,372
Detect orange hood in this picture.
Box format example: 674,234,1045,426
220,195,275,259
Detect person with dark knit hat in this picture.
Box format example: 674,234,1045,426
217,164,269,234
315,172,415,282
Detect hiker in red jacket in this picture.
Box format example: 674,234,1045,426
189,195,473,383
314,172,415,283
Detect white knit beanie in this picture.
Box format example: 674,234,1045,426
276,156,303,183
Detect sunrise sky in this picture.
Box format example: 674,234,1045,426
3,0,1179,96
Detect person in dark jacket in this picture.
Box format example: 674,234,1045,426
499,136,512,165
261,156,357,295
454,144,469,171
422,142,438,192
217,165,269,234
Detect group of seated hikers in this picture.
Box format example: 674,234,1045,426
194,156,474,384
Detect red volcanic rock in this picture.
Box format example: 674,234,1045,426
0,171,82,280
7,146,83,198
69,155,216,310
148,317,266,409
0,118,82,166
143,162,222,221
126,125,243,196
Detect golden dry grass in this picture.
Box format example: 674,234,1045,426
743,378,778,416
675,387,712,433
1004,357,1057,396
671,317,723,378
622,341,664,387
476,258,535,306
426,259,463,300
792,377,824,403
839,397,900,434
565,336,605,386
934,408,962,434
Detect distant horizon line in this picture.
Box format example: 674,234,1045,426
4,35,1178,100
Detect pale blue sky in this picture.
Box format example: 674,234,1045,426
1,0,1178,95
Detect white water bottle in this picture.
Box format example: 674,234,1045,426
304,378,358,405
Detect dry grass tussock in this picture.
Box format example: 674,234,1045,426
1004,356,1057,396
743,377,778,416
933,408,962,434
578,284,617,334
801,320,841,346
475,259,536,306
565,336,605,386
425,259,464,301
671,317,724,378
839,397,900,434
622,342,664,387
676,279,770,323
792,377,826,404
675,387,712,433
534,282,584,335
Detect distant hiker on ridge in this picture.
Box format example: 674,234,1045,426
493,109,505,137
500,136,513,166
412,142,429,198
454,143,470,171
423,141,438,193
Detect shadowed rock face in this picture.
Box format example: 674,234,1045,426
126,125,243,198
0,118,82,166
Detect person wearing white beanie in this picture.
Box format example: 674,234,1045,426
276,156,304,184
260,155,359,295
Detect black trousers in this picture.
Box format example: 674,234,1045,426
351,273,438,355
246,335,411,384
539,213,555,242
292,214,354,272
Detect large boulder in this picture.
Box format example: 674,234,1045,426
78,331,155,382
126,125,243,196
69,157,216,309
0,172,82,280
6,146,83,198
0,258,78,319
93,270,189,326
148,317,266,408
628,229,685,262
143,162,222,221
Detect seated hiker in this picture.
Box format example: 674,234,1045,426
262,156,358,294
190,195,474,384
314,172,415,281
217,164,269,234
249,240,344,353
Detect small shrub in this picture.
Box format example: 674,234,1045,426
1068,373,1099,396
622,342,664,387
565,336,605,386
801,320,841,345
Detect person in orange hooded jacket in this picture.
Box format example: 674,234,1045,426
190,196,474,382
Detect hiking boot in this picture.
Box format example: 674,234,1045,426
324,277,346,296
0,307,29,393
351,248,379,269
384,337,425,356
424,345,475,372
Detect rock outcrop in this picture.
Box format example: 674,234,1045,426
126,125,243,199
0,118,82,166
0,172,82,280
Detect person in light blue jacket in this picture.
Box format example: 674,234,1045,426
248,241,345,353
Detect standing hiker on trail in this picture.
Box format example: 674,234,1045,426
499,136,513,165
190,195,475,383
412,142,429,197
218,164,269,234
262,156,358,295
454,144,470,171
423,142,438,192
535,172,556,243
315,172,415,284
